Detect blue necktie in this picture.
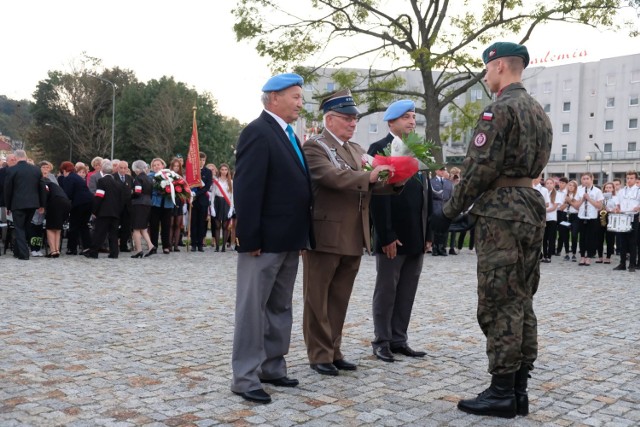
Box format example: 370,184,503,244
286,125,306,168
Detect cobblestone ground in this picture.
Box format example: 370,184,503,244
1,247,639,426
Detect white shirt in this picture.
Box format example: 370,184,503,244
576,185,604,219
546,191,563,222
615,185,640,213
534,183,550,207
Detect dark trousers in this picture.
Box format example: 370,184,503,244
11,208,36,259
556,211,570,254
457,227,475,250
190,202,209,248
542,220,557,258
618,217,639,267
67,203,92,252
596,225,616,258
372,253,423,349
578,218,600,258
118,207,132,250
149,206,171,250
91,216,119,256
569,213,580,255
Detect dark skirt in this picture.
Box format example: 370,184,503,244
213,195,230,222
131,204,151,230
46,196,72,230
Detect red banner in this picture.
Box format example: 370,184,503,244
185,111,202,188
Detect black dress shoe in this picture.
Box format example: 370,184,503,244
613,264,626,271
197,247,204,252
449,248,458,255
83,251,98,259
108,254,118,259
310,363,339,376
66,249,77,255
233,389,271,404
260,376,299,387
391,345,426,357
332,359,357,370
373,346,395,363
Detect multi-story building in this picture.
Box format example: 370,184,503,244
299,53,640,185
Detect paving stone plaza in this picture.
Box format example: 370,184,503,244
1,249,639,426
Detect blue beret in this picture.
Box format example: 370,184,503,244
320,88,360,115
482,42,529,68
383,100,415,121
261,73,304,92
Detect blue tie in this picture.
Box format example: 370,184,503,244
286,125,306,168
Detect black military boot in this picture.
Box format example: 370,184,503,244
457,373,517,418
514,366,531,416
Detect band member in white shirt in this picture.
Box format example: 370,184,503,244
613,171,640,272
569,173,603,266
555,177,570,257
542,178,560,263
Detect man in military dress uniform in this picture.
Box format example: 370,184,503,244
433,42,553,418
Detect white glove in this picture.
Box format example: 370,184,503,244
210,206,216,217
227,208,234,219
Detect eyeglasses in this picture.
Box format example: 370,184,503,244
329,113,359,123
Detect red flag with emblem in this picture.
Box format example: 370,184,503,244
185,108,202,188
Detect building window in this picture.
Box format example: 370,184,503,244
630,118,638,129
630,96,639,106
606,97,615,108
561,144,567,161
543,104,551,113
326,82,335,92
606,74,616,86
562,102,571,112
562,123,570,133
632,70,640,83
629,142,637,152
563,79,572,91
303,84,314,92
543,82,552,93
589,112,595,118
605,120,614,131
470,89,483,101
589,134,594,139
369,123,378,134
604,143,612,152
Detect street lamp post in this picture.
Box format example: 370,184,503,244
594,143,604,186
584,155,592,173
89,74,116,159
44,123,72,162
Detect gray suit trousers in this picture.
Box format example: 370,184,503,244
371,253,424,348
231,251,299,393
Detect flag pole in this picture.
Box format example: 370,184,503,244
186,105,199,252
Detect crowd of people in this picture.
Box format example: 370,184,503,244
0,151,235,260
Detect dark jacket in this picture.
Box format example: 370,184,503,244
4,160,47,210
131,173,153,206
234,110,314,252
93,174,122,218
368,134,432,255
193,166,213,208
113,172,134,211
62,172,93,207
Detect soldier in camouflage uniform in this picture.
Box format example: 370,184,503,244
433,42,553,418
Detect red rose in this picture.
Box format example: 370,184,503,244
175,185,182,193
165,186,171,193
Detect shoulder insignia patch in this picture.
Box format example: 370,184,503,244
482,112,493,121
474,133,487,147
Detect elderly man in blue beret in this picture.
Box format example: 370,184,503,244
367,100,432,363
432,41,552,418
231,72,314,404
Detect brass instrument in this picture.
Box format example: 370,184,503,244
600,193,611,227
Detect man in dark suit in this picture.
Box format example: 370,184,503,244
84,160,122,259
231,73,314,404
3,150,47,260
368,100,431,363
113,160,134,252
302,89,400,377
430,166,454,256
190,152,213,252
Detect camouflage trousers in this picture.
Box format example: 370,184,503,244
474,216,543,375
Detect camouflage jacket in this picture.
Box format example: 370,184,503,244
443,82,552,226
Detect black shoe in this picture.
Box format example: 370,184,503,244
108,254,118,259
571,255,577,262
391,345,426,357
83,251,98,259
131,252,143,258
197,247,204,252
173,246,180,252
310,363,339,376
233,389,271,404
260,376,299,387
449,248,457,255
332,359,357,370
613,264,626,271
629,266,636,272
221,247,226,252
144,247,157,257
373,346,395,363
439,249,448,256
457,373,517,418
215,247,220,252
66,249,77,255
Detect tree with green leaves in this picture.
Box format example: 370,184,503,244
234,0,639,161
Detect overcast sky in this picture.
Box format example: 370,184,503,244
1,1,638,124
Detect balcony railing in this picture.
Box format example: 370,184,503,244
549,150,640,162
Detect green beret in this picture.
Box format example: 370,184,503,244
482,42,529,68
